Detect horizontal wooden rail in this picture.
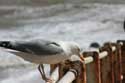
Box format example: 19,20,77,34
58,69,77,83
84,56,93,64
84,46,116,64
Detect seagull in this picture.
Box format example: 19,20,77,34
0,39,82,82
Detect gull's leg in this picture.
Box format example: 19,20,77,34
38,64,52,83
38,64,46,80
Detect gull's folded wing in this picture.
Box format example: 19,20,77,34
0,39,64,55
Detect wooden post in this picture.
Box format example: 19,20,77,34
117,43,123,83
117,40,124,83
82,52,101,83
99,43,114,83
105,43,116,83
114,42,122,83
93,52,101,83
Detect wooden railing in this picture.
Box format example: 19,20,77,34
49,40,125,83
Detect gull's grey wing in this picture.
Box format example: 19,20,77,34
0,39,64,55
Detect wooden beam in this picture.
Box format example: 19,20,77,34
58,69,76,83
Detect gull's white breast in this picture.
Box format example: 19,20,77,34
7,49,69,64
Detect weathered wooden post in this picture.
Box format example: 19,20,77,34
99,43,116,83
83,52,101,83
117,40,125,83
93,51,101,83
104,42,123,83
115,42,122,83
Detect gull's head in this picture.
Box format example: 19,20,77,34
58,41,81,56
68,42,81,55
